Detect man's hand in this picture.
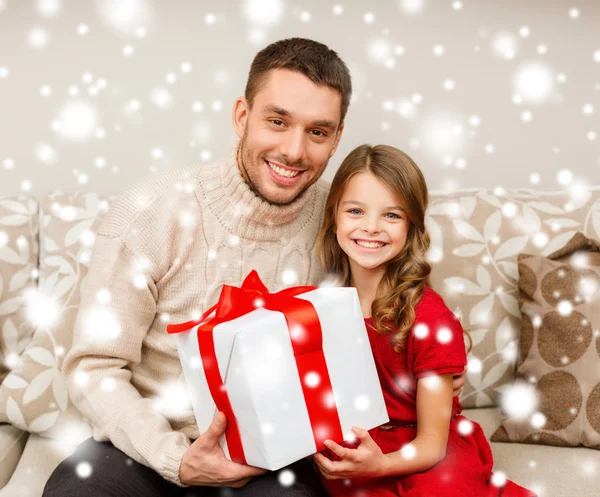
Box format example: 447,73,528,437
179,411,266,487
452,368,466,398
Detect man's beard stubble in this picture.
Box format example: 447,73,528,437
237,131,324,207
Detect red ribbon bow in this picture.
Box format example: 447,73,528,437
166,270,343,464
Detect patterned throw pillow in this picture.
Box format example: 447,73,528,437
427,189,600,408
0,192,112,438
0,197,39,384
491,232,600,449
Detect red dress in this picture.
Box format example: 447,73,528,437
321,286,537,497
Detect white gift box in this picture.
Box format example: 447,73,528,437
171,286,389,471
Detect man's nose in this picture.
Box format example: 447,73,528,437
280,129,306,166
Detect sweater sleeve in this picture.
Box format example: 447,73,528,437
62,233,190,486
408,299,467,380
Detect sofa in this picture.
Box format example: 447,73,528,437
0,187,599,496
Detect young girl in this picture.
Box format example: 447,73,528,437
313,144,536,497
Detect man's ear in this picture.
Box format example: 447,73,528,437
232,97,249,139
330,122,345,157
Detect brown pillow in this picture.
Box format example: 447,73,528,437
427,189,600,408
492,232,600,449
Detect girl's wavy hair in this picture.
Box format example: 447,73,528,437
317,144,432,350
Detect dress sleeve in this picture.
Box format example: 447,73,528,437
408,300,467,379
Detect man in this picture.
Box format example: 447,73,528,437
43,38,464,497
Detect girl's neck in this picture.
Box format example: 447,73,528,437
349,262,386,318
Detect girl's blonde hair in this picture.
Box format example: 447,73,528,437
317,144,431,350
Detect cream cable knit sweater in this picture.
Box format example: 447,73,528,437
62,146,330,485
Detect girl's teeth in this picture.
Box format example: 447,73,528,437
356,240,385,248
268,161,300,178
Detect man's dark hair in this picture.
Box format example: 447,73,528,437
245,38,352,124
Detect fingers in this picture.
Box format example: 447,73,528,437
313,453,335,476
202,411,227,444
323,440,353,460
453,372,466,388
352,427,371,443
229,462,267,479
229,478,252,488
452,372,466,398
313,454,345,480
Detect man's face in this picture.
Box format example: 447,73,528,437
233,69,344,205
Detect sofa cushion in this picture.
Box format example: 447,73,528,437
0,197,39,384
428,189,600,408
464,408,600,497
0,193,112,437
0,423,28,489
0,433,78,497
491,232,600,449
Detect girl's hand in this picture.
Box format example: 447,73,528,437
313,427,390,480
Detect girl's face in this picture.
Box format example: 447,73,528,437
335,172,410,274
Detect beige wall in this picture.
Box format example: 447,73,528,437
0,0,598,197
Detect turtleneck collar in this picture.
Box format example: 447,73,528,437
196,142,321,241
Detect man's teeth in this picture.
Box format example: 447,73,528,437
267,161,300,178
355,240,385,248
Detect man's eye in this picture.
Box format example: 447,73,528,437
271,119,285,127
310,130,326,137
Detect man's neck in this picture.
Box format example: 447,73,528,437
236,143,251,185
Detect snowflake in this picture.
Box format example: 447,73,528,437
557,300,573,317
530,412,547,429
82,306,122,341
467,357,482,374
400,442,417,459
24,289,60,328
398,0,425,16
153,382,192,416
261,422,274,435
278,469,296,487
354,394,371,411
492,32,518,60
101,377,117,392
29,27,49,49
304,371,320,388
414,323,429,339
500,382,538,421
490,471,507,487
75,461,93,479
513,63,553,103
436,327,452,344
243,0,284,26
457,419,474,436
54,100,99,141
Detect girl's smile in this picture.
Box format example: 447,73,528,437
335,172,409,272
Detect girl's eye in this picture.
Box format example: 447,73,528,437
385,212,401,219
348,208,362,215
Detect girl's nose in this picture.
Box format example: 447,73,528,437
362,218,381,234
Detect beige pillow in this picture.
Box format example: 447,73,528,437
0,197,39,384
491,232,600,449
427,189,600,408
0,192,112,438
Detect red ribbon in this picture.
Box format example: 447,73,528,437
166,270,344,464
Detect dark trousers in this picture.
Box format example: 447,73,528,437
43,437,328,497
